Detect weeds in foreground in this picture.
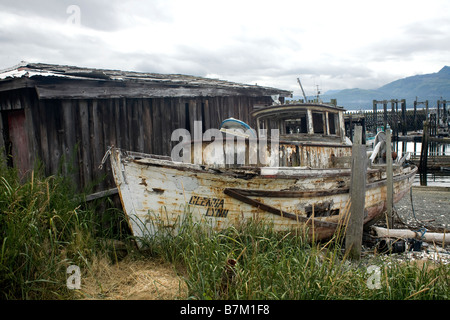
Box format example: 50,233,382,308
1,155,449,300
138,210,450,300
0,158,127,300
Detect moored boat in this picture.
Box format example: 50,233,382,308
108,102,417,245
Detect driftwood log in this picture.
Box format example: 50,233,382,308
372,226,448,244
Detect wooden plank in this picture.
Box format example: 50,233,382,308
223,188,338,229
152,98,162,155
27,91,43,170
118,98,127,149
127,98,137,151
0,78,34,93
85,187,118,202
23,92,38,173
161,97,171,156
0,112,4,154
78,99,91,189
48,100,63,176
6,109,31,177
386,128,393,228
34,81,291,99
91,99,106,191
100,99,118,190
113,98,121,148
142,99,153,154
429,137,450,144
203,99,211,130
61,99,80,189
168,98,180,153
188,99,197,140
37,100,50,175
225,187,349,198
137,99,145,152
345,125,367,261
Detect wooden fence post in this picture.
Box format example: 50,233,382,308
345,125,367,261
386,127,394,228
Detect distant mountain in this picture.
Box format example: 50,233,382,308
315,66,450,110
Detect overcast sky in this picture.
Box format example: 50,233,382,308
1,0,449,96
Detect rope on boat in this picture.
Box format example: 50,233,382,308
99,146,112,170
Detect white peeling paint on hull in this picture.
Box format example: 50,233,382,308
110,148,417,245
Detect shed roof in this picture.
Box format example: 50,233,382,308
0,62,292,99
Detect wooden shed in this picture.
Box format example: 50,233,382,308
0,62,291,197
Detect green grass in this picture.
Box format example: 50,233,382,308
138,209,450,300
1,156,449,300
0,157,126,300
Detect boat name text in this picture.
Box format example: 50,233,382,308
189,195,229,218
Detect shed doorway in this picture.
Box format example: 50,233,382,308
3,109,31,177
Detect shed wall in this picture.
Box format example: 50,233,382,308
0,88,272,193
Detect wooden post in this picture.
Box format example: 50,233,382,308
386,127,394,228
401,99,407,136
413,100,417,132
443,100,447,126
391,100,396,138
437,100,441,127
383,101,388,131
345,125,367,261
419,121,429,178
373,100,377,134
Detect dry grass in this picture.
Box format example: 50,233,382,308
76,256,188,300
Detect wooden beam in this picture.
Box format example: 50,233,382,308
386,128,393,228
223,188,339,229
345,125,367,261
32,78,292,99
85,188,118,202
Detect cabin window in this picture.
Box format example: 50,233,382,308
285,115,307,134
312,112,325,134
328,113,336,135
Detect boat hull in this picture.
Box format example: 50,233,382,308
109,148,417,244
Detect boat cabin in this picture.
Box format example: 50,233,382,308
190,103,352,169
251,103,347,144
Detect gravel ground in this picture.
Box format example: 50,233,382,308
369,186,450,264
395,186,450,231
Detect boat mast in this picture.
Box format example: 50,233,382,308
296,77,308,103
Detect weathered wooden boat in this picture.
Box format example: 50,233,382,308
108,103,417,245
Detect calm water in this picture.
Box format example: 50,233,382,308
394,141,450,187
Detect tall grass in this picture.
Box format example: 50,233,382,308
0,157,116,299
2,151,448,300
139,208,450,300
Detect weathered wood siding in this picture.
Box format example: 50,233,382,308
0,88,272,192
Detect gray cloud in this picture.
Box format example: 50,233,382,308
0,0,118,31
0,0,449,96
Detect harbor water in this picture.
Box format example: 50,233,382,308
393,140,450,187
